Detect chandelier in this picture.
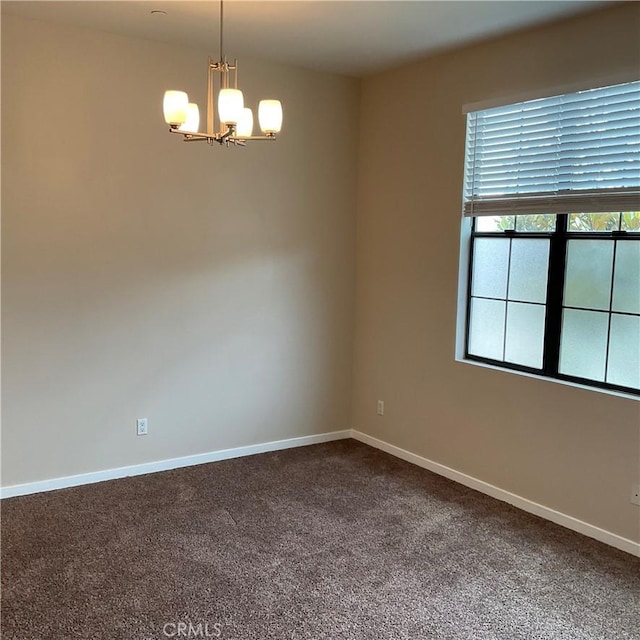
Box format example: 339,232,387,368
162,0,283,146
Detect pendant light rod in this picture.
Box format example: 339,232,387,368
219,0,224,63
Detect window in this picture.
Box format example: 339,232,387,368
461,81,640,396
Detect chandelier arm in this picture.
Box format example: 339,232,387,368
233,135,277,141
169,129,219,142
169,128,277,144
219,124,235,142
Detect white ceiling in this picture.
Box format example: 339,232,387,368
2,1,613,77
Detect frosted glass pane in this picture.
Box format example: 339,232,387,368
607,315,640,389
564,240,613,310
472,238,509,299
505,303,546,369
559,309,609,381
468,298,505,361
508,239,550,303
612,242,640,314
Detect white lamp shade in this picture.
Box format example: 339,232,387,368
236,108,254,137
178,103,200,133
258,100,283,134
218,89,244,125
163,90,189,126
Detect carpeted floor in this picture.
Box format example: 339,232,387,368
2,439,639,640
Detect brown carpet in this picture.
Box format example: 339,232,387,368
2,439,639,640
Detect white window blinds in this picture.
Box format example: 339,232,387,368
463,81,640,217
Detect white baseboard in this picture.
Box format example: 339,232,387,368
351,430,640,558
0,430,351,499
4,427,638,557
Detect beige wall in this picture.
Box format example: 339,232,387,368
1,15,359,485
354,4,640,542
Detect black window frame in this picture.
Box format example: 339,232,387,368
465,213,640,397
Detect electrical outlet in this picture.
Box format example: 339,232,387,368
136,418,148,436
376,400,385,416
632,484,640,506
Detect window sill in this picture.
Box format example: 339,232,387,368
455,357,640,402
